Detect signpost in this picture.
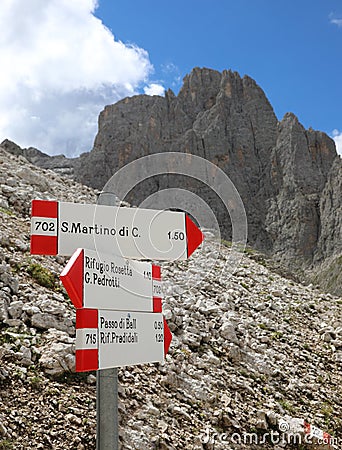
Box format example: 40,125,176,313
30,199,203,260
60,248,163,312
30,197,203,450
75,308,172,372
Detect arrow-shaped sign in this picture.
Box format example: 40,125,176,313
60,248,162,312
75,309,172,372
30,200,204,260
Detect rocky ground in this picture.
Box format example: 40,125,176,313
0,148,341,449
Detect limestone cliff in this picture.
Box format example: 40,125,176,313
2,67,341,293
74,68,341,282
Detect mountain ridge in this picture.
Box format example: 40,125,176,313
1,67,341,295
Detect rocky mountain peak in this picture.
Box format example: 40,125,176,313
2,67,341,295
71,68,340,288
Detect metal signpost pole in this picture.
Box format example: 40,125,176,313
96,367,118,450
96,192,118,450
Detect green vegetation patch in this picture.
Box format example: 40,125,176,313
0,206,14,216
0,440,14,450
27,263,56,289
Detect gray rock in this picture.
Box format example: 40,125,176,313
36,295,64,315
219,322,238,343
256,410,268,430
8,300,24,319
16,167,50,192
334,351,342,363
39,341,75,376
87,374,96,385
322,331,335,342
31,313,74,335
22,304,41,316
183,332,202,348
8,276,19,294
0,264,19,294
226,344,242,363
17,345,32,366
0,296,9,320
0,197,9,209
0,420,7,436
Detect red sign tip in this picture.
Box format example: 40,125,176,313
185,215,204,257
163,318,172,356
60,248,84,308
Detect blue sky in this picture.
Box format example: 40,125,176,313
0,0,341,155
95,0,342,146
97,0,342,125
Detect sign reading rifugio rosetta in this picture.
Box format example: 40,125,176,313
60,248,163,312
30,200,204,260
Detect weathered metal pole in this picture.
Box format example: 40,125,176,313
96,368,119,449
96,192,119,450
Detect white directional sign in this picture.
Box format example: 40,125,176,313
30,200,203,260
75,308,172,371
60,248,163,312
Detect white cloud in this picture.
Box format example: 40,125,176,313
143,83,165,96
329,13,342,27
332,129,342,156
330,18,342,26
0,0,154,156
